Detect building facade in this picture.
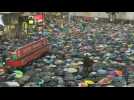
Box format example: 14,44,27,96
69,12,134,21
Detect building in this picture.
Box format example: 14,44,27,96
69,12,134,21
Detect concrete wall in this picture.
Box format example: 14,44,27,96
69,12,134,20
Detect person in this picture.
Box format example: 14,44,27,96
0,47,7,67
0,57,3,67
82,54,94,78
124,67,129,85
0,25,4,31
1,47,7,63
0,24,4,40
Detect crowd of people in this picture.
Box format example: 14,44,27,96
0,16,134,87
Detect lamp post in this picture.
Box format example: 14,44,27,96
42,12,44,34
68,12,73,24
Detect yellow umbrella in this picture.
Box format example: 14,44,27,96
48,29,53,32
84,80,95,86
14,70,23,79
128,44,133,48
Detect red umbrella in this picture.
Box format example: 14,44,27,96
34,14,45,22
